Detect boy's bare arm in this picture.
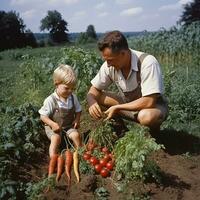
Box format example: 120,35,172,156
73,111,81,128
40,115,60,133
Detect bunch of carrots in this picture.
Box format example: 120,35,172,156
48,148,80,185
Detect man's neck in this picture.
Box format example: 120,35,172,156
121,49,131,79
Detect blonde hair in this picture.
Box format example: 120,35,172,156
53,64,76,86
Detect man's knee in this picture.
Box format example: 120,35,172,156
137,109,162,127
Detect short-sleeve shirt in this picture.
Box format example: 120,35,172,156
38,91,82,117
91,49,164,97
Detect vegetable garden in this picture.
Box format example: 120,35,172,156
0,22,200,200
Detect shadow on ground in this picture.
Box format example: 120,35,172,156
155,128,200,155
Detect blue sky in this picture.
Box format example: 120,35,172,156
1,0,193,33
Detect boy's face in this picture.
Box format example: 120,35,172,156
56,83,75,99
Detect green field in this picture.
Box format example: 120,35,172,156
0,23,200,199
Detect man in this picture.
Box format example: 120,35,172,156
87,31,168,135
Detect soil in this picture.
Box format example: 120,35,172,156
23,122,200,200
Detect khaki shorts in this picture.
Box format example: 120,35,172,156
44,125,77,140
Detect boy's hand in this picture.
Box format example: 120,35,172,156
51,122,61,133
73,119,80,129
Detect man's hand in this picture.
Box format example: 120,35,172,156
51,122,61,133
104,105,118,120
89,102,103,119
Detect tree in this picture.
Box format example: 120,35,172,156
86,24,97,40
25,29,37,48
40,10,69,43
0,10,37,50
179,0,200,25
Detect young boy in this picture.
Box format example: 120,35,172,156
39,64,82,158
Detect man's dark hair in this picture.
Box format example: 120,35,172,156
98,30,129,53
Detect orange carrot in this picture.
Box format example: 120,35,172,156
56,154,65,182
65,149,73,185
73,150,80,183
48,154,58,177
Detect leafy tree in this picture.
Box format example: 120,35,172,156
76,32,89,44
0,10,37,50
179,0,200,25
25,29,38,48
86,24,97,39
40,10,69,43
76,25,97,44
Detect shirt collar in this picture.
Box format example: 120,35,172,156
53,90,60,100
53,90,71,102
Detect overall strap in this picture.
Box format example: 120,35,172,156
71,94,75,109
49,94,63,127
113,53,149,103
136,53,149,85
114,69,127,102
51,94,59,108
113,53,149,84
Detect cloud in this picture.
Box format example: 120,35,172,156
21,9,36,19
63,0,79,4
179,0,193,5
159,0,193,11
115,0,132,5
45,0,79,5
95,2,105,9
159,4,180,11
72,10,86,20
120,7,143,16
98,12,108,17
10,0,27,5
140,14,159,21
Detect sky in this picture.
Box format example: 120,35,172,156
1,0,193,33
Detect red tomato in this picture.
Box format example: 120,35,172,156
100,168,109,178
104,154,111,161
94,164,102,173
83,153,91,161
106,161,114,170
109,153,114,158
101,147,110,154
89,157,99,166
99,158,108,167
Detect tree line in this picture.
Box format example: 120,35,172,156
0,10,97,51
0,0,199,51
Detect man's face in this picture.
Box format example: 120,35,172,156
101,47,125,70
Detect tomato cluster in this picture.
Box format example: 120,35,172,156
83,141,115,178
